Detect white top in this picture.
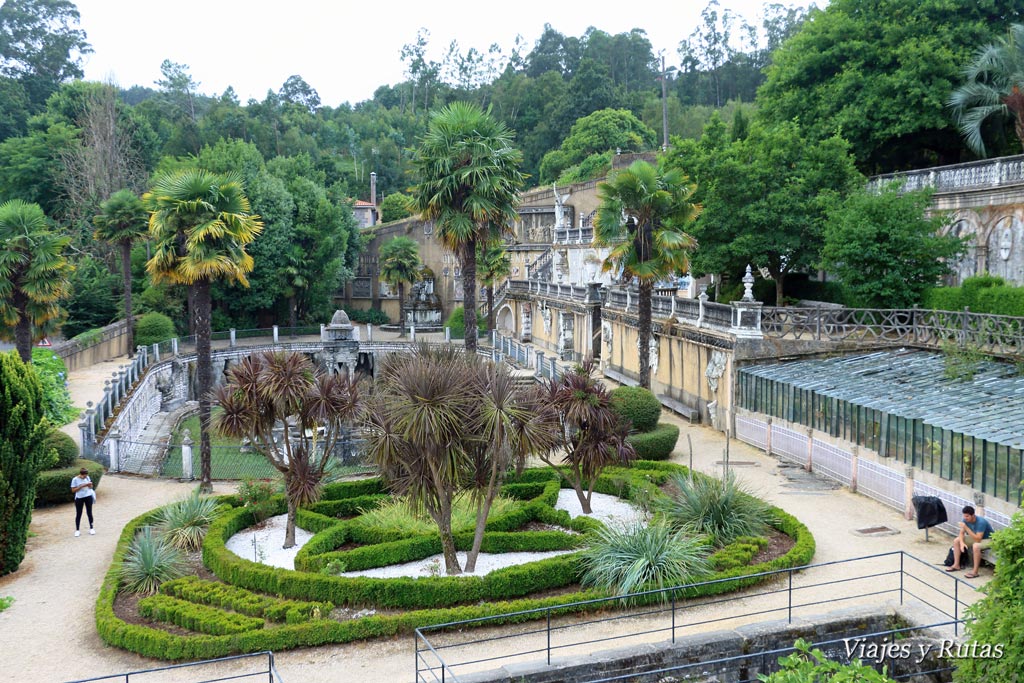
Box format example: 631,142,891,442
70,475,93,499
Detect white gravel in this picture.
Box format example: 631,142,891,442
225,489,645,576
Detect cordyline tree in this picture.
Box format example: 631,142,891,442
214,351,361,549
93,189,148,357
411,101,525,354
145,168,262,493
362,345,557,575
595,160,699,389
537,359,635,514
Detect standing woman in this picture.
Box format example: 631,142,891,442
70,467,95,536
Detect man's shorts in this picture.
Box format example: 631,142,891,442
965,537,990,551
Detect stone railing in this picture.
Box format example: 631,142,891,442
604,287,739,333
507,279,593,303
553,225,594,244
868,154,1024,193
526,248,553,281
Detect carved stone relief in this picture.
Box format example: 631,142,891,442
706,350,727,394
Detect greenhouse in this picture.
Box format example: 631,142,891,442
737,349,1024,505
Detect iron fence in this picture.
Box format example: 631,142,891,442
414,551,976,683
65,651,282,683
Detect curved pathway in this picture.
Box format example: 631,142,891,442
0,351,988,683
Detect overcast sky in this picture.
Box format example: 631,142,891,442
73,1,815,107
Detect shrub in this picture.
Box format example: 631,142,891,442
342,307,389,325
134,312,176,349
237,479,278,523
579,520,713,603
43,428,79,468
138,594,265,635
627,423,680,460
356,496,517,536
152,491,221,550
30,349,78,425
0,352,48,576
761,639,897,682
610,386,662,433
35,459,103,506
654,471,775,546
444,306,486,338
119,527,186,595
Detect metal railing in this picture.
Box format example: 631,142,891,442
762,306,1024,355
65,651,282,683
414,551,976,683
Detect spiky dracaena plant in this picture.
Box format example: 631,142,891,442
653,471,775,547
152,491,220,550
120,527,186,595
579,519,712,603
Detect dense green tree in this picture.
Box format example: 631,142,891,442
0,0,91,112
278,74,321,113
145,168,263,492
93,189,148,354
378,192,413,223
215,351,361,549
0,120,77,211
411,101,525,354
595,160,699,389
948,24,1024,157
0,199,71,362
378,236,422,337
757,0,1020,171
61,253,119,338
540,108,656,183
667,119,860,304
0,351,48,576
822,185,965,308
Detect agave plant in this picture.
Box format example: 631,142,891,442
579,520,712,603
119,527,186,595
152,491,220,550
654,471,775,547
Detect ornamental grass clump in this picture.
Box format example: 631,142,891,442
357,495,517,536
654,471,775,547
152,491,220,550
120,527,186,595
579,520,712,603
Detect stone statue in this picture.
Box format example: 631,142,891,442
602,321,613,356
541,305,552,335
553,183,571,229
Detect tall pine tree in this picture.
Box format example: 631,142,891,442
0,351,48,575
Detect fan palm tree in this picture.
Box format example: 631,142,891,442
411,101,525,353
378,236,422,338
0,200,72,363
595,160,699,389
93,189,148,357
948,24,1024,157
214,351,361,548
144,168,263,493
477,239,511,335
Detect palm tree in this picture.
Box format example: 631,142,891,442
145,168,263,493
949,24,1024,157
595,160,699,389
214,351,361,548
477,239,511,335
0,200,72,363
93,189,148,357
378,236,422,338
411,101,525,353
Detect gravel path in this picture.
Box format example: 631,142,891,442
0,350,990,683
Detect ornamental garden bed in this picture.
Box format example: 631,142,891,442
97,461,814,661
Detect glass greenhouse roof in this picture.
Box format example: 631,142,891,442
740,349,1024,449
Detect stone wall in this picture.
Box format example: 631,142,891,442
458,605,950,683
54,318,132,371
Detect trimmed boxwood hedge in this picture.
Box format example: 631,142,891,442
96,463,815,660
610,386,662,432
35,459,103,506
627,423,680,460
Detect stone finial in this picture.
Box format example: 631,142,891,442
742,264,756,302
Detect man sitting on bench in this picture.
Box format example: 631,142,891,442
946,505,994,578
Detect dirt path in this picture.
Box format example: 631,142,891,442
0,351,988,683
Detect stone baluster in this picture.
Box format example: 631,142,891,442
535,350,545,378
110,371,121,405
103,380,112,420
171,337,179,355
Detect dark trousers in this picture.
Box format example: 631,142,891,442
75,496,94,530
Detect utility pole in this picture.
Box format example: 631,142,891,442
661,53,670,152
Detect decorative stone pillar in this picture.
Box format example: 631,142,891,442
108,427,121,473
273,325,279,343
171,337,179,355
904,467,915,520
730,265,763,339
229,328,236,347
181,429,194,481
445,327,451,343
850,445,859,493
152,343,160,363
765,417,773,457
806,427,814,472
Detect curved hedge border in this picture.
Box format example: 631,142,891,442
627,423,680,460
97,462,815,660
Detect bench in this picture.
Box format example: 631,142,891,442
657,394,700,424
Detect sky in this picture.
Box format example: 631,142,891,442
74,0,814,108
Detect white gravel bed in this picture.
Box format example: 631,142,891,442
226,490,644,575
225,514,313,569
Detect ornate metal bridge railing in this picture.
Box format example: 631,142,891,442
763,306,1024,355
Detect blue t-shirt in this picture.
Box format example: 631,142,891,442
966,516,994,539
